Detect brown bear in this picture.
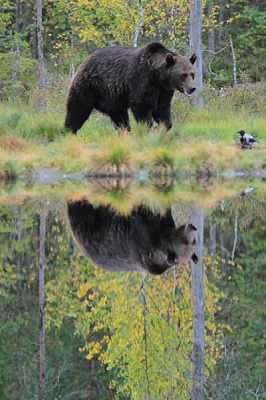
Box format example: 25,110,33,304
64,42,197,134
67,200,198,275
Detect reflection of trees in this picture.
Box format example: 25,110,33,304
1,194,265,399
205,194,266,398
39,197,46,400
191,203,204,400
48,201,219,399
0,201,115,399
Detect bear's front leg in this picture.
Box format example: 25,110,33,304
130,103,154,128
152,90,174,131
152,105,172,131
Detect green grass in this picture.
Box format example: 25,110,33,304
0,81,266,179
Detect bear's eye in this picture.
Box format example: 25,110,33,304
181,73,187,80
192,238,196,245
191,73,195,80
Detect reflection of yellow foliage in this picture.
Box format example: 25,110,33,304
65,261,227,399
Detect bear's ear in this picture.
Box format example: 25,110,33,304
166,53,175,66
191,253,198,264
190,53,197,65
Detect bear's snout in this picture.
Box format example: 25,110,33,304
182,86,196,97
188,87,196,94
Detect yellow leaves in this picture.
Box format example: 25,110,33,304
76,282,90,298
86,341,102,359
70,263,226,398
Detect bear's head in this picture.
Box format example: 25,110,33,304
144,221,198,275
165,221,198,265
159,52,197,96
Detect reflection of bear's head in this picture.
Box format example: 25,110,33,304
67,200,198,275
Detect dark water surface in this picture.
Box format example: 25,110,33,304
0,177,265,399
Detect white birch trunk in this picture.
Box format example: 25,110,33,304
39,198,46,399
132,0,144,47
191,203,204,400
189,0,203,107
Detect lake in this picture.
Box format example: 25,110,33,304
0,175,265,399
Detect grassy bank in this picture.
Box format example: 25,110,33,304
0,81,265,180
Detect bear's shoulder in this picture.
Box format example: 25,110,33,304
144,41,168,55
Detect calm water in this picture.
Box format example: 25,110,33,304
0,177,265,399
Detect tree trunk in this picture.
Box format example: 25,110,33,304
189,0,203,107
37,0,45,107
16,210,24,399
207,4,215,53
39,198,46,400
208,221,216,275
16,0,20,33
70,30,75,77
218,0,225,44
132,0,144,47
190,203,204,400
220,228,227,275
141,271,151,396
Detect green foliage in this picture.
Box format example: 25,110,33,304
0,33,37,99
0,0,265,89
0,201,117,399
0,112,22,130
204,194,266,397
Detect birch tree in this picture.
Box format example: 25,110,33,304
189,0,203,106
190,203,204,400
39,198,46,399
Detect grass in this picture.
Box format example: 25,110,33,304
0,80,266,180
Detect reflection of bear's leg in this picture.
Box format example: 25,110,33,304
109,110,131,131
131,104,153,128
64,88,94,135
152,105,172,131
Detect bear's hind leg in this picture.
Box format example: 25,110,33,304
109,110,131,131
64,88,94,135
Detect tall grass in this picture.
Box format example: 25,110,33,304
0,79,265,176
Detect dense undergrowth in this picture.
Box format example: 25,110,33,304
0,79,266,180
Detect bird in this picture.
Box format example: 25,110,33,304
240,186,257,196
237,130,258,149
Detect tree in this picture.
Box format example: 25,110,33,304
191,203,204,400
189,0,203,106
37,0,45,107
39,198,46,400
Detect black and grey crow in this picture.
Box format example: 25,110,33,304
237,130,258,148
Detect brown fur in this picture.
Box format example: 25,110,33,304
67,200,198,275
64,42,197,134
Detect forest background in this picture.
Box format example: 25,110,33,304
1,0,266,101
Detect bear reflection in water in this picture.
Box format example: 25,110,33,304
67,200,198,275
